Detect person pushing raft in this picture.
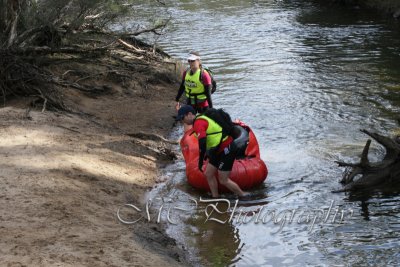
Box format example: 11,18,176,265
176,105,253,199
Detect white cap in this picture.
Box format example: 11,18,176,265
187,53,200,61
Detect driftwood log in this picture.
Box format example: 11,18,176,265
334,129,400,192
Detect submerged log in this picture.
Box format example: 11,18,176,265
334,129,400,192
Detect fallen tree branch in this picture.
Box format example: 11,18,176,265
73,70,119,83
110,54,150,67
333,129,400,192
0,50,67,111
12,26,47,47
51,76,111,94
37,89,48,112
127,132,178,145
3,45,112,56
117,39,146,53
56,125,81,133
121,19,170,37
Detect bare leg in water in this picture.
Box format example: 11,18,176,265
204,164,249,198
218,170,248,197
204,163,219,198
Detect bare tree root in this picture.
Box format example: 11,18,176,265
0,50,67,111
0,34,174,110
127,132,178,145
333,129,400,193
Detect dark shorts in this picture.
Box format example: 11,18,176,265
186,98,209,113
207,144,236,172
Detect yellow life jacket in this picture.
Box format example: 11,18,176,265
196,115,229,149
185,69,207,104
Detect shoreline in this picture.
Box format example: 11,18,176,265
0,41,190,266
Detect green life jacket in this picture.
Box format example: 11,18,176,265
195,114,229,150
184,69,207,104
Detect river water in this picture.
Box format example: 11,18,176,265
131,1,400,266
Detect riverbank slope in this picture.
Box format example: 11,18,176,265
0,40,188,266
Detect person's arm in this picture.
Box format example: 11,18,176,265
175,79,185,102
193,119,208,172
198,137,207,172
201,70,213,108
175,71,186,110
204,85,212,108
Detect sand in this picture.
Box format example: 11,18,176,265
0,48,189,266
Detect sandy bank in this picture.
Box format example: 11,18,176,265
0,43,189,266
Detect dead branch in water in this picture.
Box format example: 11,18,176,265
334,129,400,193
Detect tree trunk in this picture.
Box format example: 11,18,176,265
3,0,22,48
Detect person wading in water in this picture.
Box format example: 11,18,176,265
176,105,251,199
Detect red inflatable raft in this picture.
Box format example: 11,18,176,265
180,121,268,192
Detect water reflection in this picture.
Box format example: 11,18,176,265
149,174,244,266
185,201,242,266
